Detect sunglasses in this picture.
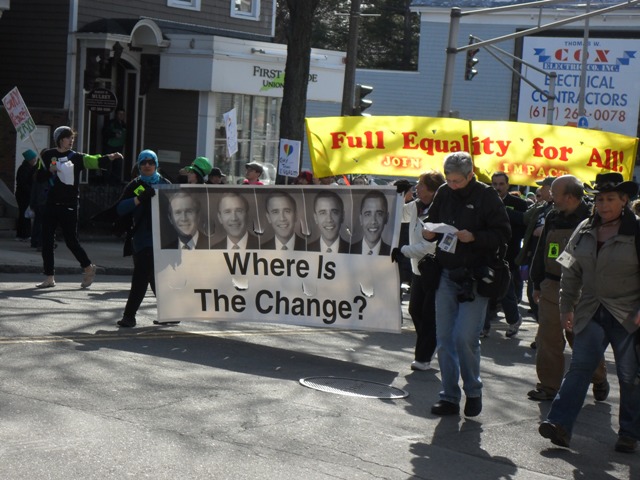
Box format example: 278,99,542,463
139,159,155,166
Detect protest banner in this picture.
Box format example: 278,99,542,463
223,108,238,157
305,116,638,186
2,87,37,141
472,121,638,186
306,116,471,178
152,185,403,333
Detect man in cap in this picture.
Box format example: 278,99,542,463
207,167,226,185
163,191,209,249
181,156,212,184
528,175,609,402
516,176,555,324
243,162,264,185
212,192,260,249
261,190,307,251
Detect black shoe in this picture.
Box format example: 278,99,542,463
431,400,460,416
117,316,136,328
527,388,556,401
615,435,637,453
464,396,482,417
539,421,571,448
593,380,610,402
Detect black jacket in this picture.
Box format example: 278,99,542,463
425,178,511,270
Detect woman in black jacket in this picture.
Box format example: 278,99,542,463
423,151,511,417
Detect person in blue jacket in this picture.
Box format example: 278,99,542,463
116,149,171,328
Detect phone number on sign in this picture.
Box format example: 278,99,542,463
528,106,627,123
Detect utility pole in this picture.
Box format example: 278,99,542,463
577,0,591,117
341,0,361,116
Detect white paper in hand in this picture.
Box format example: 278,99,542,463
56,158,75,186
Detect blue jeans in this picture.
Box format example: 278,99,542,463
436,269,489,404
547,306,640,440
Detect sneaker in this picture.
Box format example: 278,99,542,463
528,388,556,401
117,316,136,328
80,264,97,288
464,396,482,417
36,277,56,289
615,435,638,453
480,329,490,338
539,421,571,448
506,318,523,338
593,380,610,402
431,400,460,416
411,360,431,371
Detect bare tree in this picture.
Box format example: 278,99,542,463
277,0,321,183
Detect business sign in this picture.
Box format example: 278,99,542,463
86,88,118,114
2,87,36,141
517,37,640,137
152,185,402,333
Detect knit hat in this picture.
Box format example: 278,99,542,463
22,149,37,162
137,149,158,168
53,126,74,145
180,156,212,179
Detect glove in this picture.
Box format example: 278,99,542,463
135,184,155,203
391,247,405,263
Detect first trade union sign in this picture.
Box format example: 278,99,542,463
86,88,118,114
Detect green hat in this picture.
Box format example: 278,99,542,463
181,156,212,178
22,149,37,162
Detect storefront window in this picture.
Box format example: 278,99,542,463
214,93,280,185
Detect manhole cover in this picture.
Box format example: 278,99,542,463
299,376,408,399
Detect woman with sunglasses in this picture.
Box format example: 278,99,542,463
114,150,171,328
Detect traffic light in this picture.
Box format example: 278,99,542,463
353,84,373,115
465,47,480,81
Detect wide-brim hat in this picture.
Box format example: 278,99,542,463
245,162,264,174
584,172,638,198
180,156,212,178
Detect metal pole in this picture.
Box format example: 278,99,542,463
578,0,591,116
341,0,361,116
438,8,461,118
546,72,557,125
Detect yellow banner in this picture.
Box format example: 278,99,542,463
306,116,638,186
472,121,638,186
306,116,471,178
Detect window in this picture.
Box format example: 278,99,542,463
167,0,201,11
214,93,280,185
231,0,260,20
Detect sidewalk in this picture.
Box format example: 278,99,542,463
0,232,133,276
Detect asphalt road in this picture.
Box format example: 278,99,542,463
0,273,637,479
